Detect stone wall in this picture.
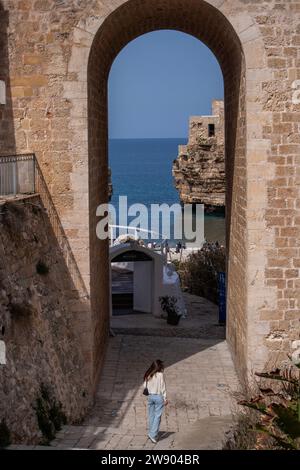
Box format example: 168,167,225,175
173,100,225,209
0,196,91,444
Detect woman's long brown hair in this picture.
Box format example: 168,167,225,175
144,360,164,381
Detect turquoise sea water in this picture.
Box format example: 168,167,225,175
109,138,225,246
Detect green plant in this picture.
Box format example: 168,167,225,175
0,419,11,448
49,401,67,431
34,383,67,444
238,362,300,450
36,260,49,276
159,296,180,325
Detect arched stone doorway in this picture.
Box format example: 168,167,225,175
61,0,274,391
1,0,297,411
109,244,165,317
2,0,299,439
85,0,251,388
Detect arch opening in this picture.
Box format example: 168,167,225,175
88,0,247,385
110,245,163,317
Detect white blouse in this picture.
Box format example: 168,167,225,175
143,372,167,400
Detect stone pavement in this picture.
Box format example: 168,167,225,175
48,332,239,450
9,294,239,450
111,293,226,339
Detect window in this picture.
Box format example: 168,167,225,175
208,123,215,137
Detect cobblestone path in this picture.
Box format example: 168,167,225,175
49,334,239,450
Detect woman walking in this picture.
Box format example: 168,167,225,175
143,359,168,443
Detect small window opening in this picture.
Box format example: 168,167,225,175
208,123,215,137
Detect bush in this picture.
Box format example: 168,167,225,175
178,242,225,304
34,383,67,444
0,419,11,448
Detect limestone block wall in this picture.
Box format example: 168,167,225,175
0,0,298,386
0,196,91,443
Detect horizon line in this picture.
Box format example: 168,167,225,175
109,136,187,140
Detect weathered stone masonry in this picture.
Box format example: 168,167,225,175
0,0,300,440
173,100,225,209
0,196,90,443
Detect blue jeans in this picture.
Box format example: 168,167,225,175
148,394,165,439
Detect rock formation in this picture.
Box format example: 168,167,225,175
173,100,225,211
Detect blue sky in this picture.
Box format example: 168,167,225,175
108,30,224,139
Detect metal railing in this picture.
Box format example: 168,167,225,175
0,153,88,297
109,224,164,244
0,153,35,196
109,224,171,259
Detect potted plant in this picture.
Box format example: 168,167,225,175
159,296,181,325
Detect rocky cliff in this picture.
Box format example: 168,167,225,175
173,101,225,211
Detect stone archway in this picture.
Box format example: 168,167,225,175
0,0,297,416
62,0,273,390
2,0,300,442
84,0,250,387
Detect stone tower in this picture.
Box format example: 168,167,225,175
173,100,225,210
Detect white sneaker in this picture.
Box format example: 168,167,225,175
148,435,157,444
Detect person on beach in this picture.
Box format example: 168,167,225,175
143,359,168,443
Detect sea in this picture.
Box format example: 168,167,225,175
109,138,225,247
